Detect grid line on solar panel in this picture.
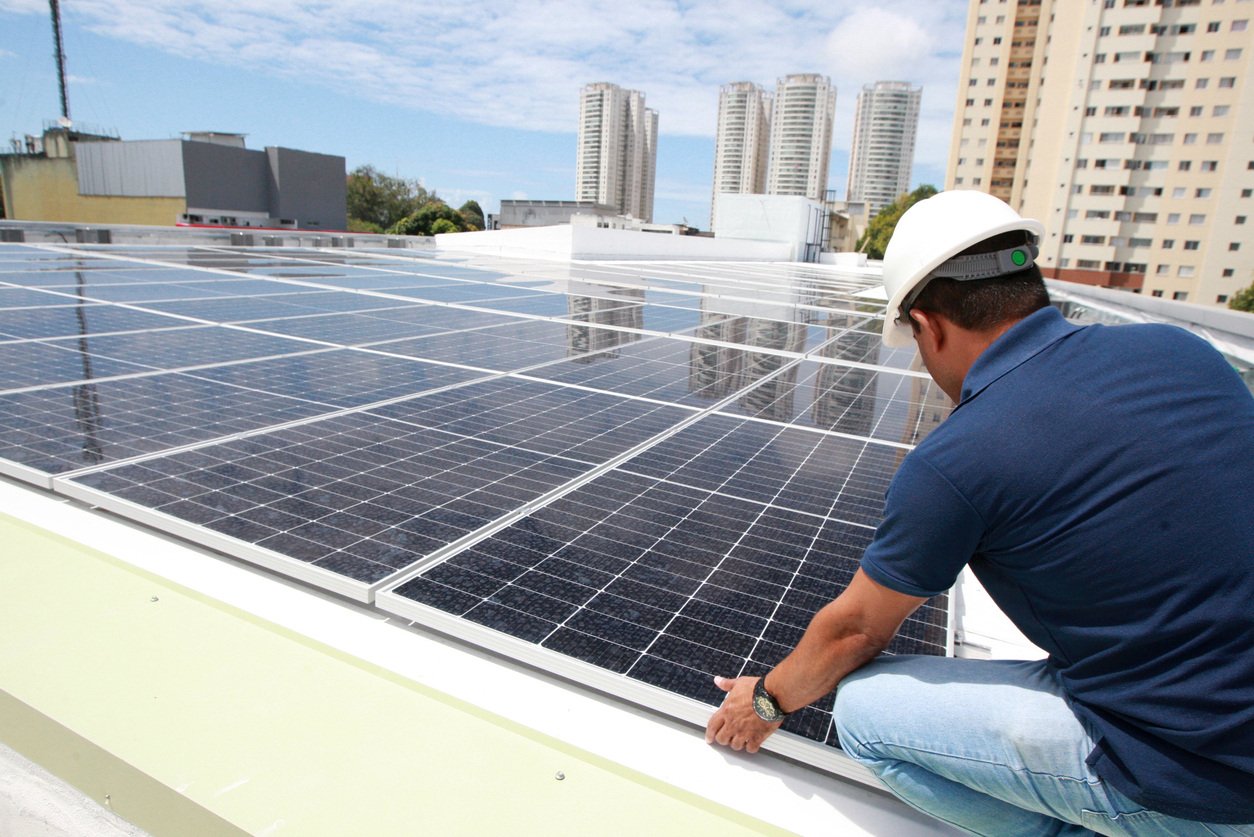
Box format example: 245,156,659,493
58,377,695,588
0,304,197,342
0,371,341,475
383,463,947,748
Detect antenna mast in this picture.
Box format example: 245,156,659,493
49,0,71,124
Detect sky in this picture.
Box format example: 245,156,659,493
0,0,969,228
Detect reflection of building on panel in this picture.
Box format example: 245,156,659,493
566,294,644,361
689,314,749,400
811,326,877,437
737,318,808,421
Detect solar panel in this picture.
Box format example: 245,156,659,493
0,238,953,773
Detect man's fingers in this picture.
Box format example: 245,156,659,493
713,675,735,692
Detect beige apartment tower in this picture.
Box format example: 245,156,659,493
848,81,923,218
711,82,772,230
766,74,836,201
576,83,658,223
948,0,1254,306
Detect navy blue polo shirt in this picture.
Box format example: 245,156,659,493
861,306,1254,822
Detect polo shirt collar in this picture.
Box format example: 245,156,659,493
958,307,1081,405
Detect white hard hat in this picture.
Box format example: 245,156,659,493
880,190,1044,348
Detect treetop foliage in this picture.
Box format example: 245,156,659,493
1228,280,1254,313
346,165,484,237
856,184,939,261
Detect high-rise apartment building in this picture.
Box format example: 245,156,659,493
710,82,772,230
576,83,658,223
948,0,1253,306
847,81,922,218
766,74,836,201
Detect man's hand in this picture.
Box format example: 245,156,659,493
704,675,782,753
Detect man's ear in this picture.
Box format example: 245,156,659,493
909,309,945,351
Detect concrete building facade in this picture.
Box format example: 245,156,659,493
948,0,1254,306
766,74,836,202
576,83,658,223
0,128,346,230
710,82,772,230
847,81,922,218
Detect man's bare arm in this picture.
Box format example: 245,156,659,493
704,569,927,752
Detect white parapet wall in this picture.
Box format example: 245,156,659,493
435,224,793,262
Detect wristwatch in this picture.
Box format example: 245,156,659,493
752,676,789,722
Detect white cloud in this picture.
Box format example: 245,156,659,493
4,0,967,192
12,0,965,132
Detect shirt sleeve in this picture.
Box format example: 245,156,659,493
860,452,985,598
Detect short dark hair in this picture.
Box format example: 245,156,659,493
908,230,1050,334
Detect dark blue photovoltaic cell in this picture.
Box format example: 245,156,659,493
0,340,155,391
67,410,597,583
367,378,692,461
615,416,898,526
186,349,488,407
131,294,379,322
0,287,87,308
0,372,335,473
0,304,192,340
368,320,599,371
390,465,948,748
37,326,316,370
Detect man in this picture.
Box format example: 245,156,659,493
705,190,1254,835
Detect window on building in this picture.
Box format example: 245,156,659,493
1218,295,1229,303
1173,187,1188,198
1173,288,1190,297
1189,211,1208,222
1086,209,1111,219
1133,212,1157,222
1162,239,1175,249
1214,105,1230,116
1078,259,1101,269
1183,133,1198,144
1219,77,1236,88
1063,233,1075,243
1168,213,1181,224
1152,289,1165,297
1208,21,1222,32
1225,48,1243,60
1234,19,1249,31
1081,234,1107,244
1196,78,1209,89
1180,161,1193,171
1201,49,1216,61
1237,216,1247,225
1243,189,1253,198
1223,268,1235,278
1201,161,1218,171
1189,106,1204,116
1206,132,1224,144
1184,240,1200,250
1229,242,1241,251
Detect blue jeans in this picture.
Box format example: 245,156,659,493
833,656,1254,836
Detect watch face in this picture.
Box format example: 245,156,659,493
753,681,784,721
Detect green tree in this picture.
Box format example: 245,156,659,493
431,218,460,235
345,165,433,232
856,184,939,260
1228,280,1254,313
388,201,469,237
458,200,485,231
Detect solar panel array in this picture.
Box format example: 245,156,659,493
0,239,951,763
